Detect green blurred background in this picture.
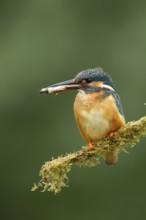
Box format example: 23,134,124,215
1,0,146,219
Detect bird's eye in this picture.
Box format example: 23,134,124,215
85,79,92,83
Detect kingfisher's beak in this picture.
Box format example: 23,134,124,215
40,79,84,94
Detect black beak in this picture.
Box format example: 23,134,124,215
40,79,84,94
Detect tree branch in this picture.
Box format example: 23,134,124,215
32,116,146,194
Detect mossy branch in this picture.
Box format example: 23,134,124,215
32,116,146,194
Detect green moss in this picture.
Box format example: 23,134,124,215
32,116,146,194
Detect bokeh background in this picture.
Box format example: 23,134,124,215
1,0,146,219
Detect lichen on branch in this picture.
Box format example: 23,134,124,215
32,116,146,194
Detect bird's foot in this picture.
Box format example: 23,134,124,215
88,142,95,150
108,131,115,138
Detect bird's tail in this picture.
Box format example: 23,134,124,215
104,149,119,165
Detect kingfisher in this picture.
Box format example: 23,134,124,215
40,67,125,165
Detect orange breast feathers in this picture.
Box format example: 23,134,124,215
74,91,125,143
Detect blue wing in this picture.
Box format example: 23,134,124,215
111,92,125,117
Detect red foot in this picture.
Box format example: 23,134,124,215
109,131,115,138
88,142,94,150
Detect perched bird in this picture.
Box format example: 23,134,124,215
40,67,125,165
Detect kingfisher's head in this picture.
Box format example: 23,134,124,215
40,67,115,94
